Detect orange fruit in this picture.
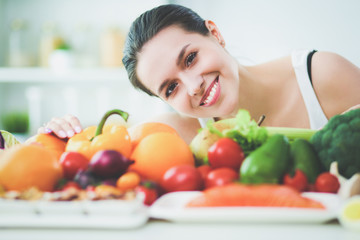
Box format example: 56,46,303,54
128,122,179,150
25,133,66,160
130,132,195,183
0,144,63,192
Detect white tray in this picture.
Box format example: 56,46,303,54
0,196,149,229
149,191,341,224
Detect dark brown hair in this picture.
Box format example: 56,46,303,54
122,4,209,96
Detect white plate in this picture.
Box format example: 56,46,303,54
149,191,342,224
0,195,149,229
0,208,148,229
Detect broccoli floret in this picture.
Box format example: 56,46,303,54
310,108,360,178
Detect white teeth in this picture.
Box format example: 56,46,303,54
203,81,218,105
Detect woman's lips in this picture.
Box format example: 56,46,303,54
200,76,220,107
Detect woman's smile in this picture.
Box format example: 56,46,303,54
200,76,220,107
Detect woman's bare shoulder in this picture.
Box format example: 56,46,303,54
245,55,294,83
311,51,360,117
146,112,201,144
312,51,360,79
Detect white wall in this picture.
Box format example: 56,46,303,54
174,0,360,67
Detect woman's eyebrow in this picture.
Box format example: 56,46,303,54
176,44,190,66
157,44,191,95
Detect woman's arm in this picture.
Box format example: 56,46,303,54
312,51,360,118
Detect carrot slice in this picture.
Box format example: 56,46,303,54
186,183,325,209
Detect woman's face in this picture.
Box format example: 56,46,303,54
136,24,240,118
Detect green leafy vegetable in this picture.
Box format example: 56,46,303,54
310,108,360,178
207,109,317,155
207,110,267,155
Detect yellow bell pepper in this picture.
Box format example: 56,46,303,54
65,109,132,161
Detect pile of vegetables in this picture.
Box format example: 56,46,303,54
0,108,359,207
190,108,360,194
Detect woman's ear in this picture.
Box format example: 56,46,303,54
205,20,225,47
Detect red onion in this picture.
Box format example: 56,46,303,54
89,150,134,178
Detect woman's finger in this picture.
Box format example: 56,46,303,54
63,114,83,134
37,126,52,134
50,117,77,138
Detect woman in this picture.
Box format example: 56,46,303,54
39,4,360,144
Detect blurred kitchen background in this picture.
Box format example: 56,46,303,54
0,0,359,141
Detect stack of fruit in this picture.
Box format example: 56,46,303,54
0,109,195,205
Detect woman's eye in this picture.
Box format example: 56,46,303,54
165,82,178,98
185,52,197,67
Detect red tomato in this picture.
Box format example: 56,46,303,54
60,151,89,180
197,165,212,181
161,165,203,193
208,138,245,171
205,167,239,189
283,169,308,192
135,184,158,206
315,172,340,193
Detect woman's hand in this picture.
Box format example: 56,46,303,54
38,114,83,139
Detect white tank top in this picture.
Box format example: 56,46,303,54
291,49,328,129
198,49,328,129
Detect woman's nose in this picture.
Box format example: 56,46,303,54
189,84,202,96
182,74,204,96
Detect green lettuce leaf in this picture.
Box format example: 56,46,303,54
208,109,268,155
